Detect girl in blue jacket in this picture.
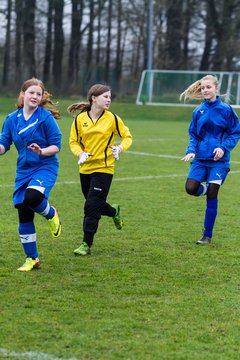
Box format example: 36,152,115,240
0,78,62,271
181,75,240,244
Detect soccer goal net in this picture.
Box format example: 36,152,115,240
136,70,240,108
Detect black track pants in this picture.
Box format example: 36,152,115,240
80,172,116,246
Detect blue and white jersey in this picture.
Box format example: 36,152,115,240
186,96,240,167
0,106,62,205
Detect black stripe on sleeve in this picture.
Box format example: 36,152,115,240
74,116,79,142
104,132,114,165
113,113,122,137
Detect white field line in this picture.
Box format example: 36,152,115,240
0,174,186,188
0,348,77,360
0,152,240,188
127,150,180,159
57,169,240,183
1,171,240,188
128,150,240,163
132,138,165,142
230,160,240,164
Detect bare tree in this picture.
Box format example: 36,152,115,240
43,0,54,83
22,0,36,79
105,0,112,82
2,0,240,95
52,0,64,89
208,0,240,70
2,0,12,86
127,0,148,76
15,0,23,85
182,0,198,69
113,0,123,90
95,0,104,82
68,0,84,86
165,0,184,69
85,0,94,84
199,2,214,70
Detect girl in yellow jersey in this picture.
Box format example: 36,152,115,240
68,84,132,255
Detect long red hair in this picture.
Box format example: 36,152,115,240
17,78,60,119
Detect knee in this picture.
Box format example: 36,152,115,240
185,183,198,196
84,197,101,219
84,198,94,213
24,188,44,208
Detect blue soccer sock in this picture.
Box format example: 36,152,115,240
31,198,55,219
204,198,218,238
19,222,38,259
194,183,208,196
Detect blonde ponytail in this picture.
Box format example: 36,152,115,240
180,75,219,102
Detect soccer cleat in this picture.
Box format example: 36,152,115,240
196,235,212,245
48,206,62,238
112,204,123,230
17,257,41,272
74,242,91,256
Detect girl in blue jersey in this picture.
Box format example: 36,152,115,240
0,78,62,271
181,75,240,244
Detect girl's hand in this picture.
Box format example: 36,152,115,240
181,153,195,162
109,145,123,160
0,144,6,155
28,143,42,155
213,148,224,161
78,151,92,165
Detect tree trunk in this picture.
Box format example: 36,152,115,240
105,0,112,83
142,0,149,69
52,0,64,89
95,0,105,83
96,2,102,82
199,2,214,70
85,0,94,84
165,0,183,69
68,0,84,86
2,0,12,86
182,0,193,69
208,0,235,70
15,0,23,86
43,0,53,84
113,0,122,91
22,0,36,79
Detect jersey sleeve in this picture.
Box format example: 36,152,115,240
186,111,199,154
220,107,240,152
44,114,62,151
114,115,132,151
69,117,83,156
0,115,13,152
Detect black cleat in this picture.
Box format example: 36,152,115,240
196,235,211,245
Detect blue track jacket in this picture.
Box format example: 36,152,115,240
0,106,62,199
186,96,240,167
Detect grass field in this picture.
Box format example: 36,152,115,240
1,97,240,360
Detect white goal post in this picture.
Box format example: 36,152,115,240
136,70,240,108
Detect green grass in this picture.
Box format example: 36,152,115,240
1,98,240,359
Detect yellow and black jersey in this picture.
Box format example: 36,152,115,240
69,110,132,174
